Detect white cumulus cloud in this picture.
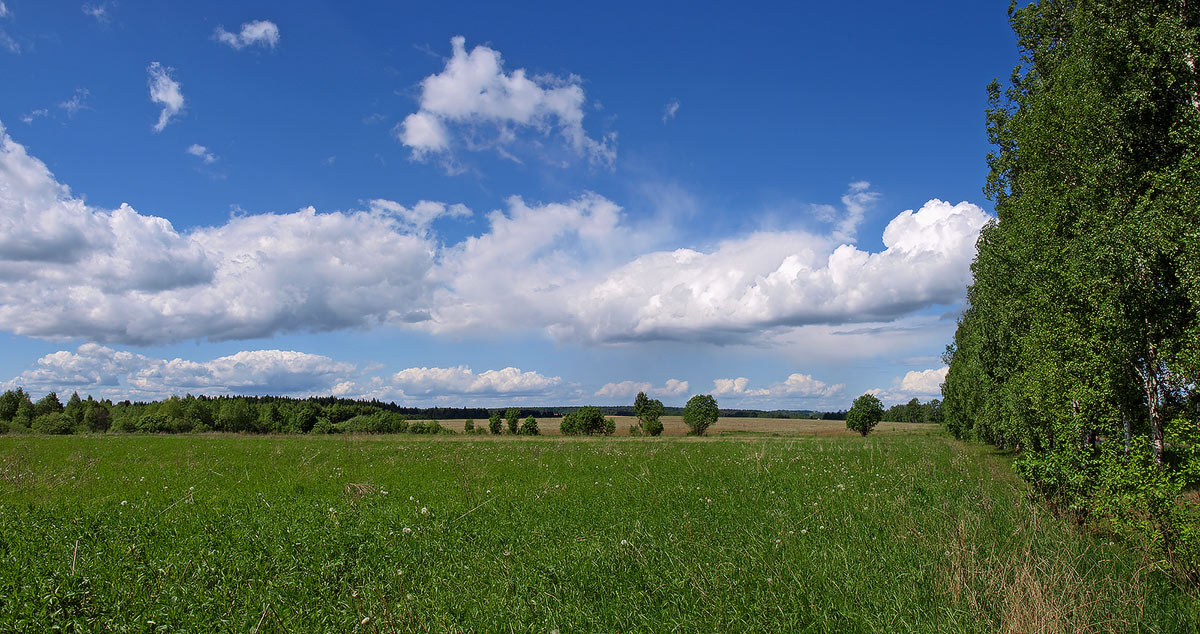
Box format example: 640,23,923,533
899,366,948,396
214,20,280,50
148,62,184,132
397,36,615,167
390,365,561,397
3,344,356,399
0,124,990,350
594,378,689,399
712,373,843,400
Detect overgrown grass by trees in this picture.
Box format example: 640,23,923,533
943,0,1200,582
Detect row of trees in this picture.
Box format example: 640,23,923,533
943,0,1199,580
0,389,724,437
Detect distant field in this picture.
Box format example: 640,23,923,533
434,416,931,437
1,431,1195,632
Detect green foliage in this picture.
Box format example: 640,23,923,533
335,412,409,434
633,391,665,436
520,415,539,436
682,394,719,436
33,392,64,417
464,418,475,433
489,412,503,435
0,388,26,421
505,408,520,434
32,412,73,435
943,0,1200,580
846,394,884,437
560,406,612,436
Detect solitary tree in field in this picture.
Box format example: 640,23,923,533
633,391,665,436
846,394,883,437
505,408,520,434
520,415,539,436
488,411,502,435
682,394,719,436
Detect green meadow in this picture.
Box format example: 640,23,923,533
1,429,1196,633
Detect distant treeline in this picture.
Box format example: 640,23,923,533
0,388,925,436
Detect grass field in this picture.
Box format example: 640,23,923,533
1,426,1196,632
438,416,931,437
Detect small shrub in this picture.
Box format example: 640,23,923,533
644,418,664,437
464,419,475,433
629,424,641,436
520,415,539,436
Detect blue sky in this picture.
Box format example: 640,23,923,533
0,1,1016,408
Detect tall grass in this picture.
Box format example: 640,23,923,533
0,431,1194,632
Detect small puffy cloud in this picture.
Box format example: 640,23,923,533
594,378,689,399
712,373,843,400
148,62,184,132
214,20,280,50
389,365,561,397
868,366,948,405
397,36,615,167
898,366,948,396
186,144,217,164
0,2,9,19
3,344,356,399
662,99,680,123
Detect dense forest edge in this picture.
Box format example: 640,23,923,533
941,1,1200,585
0,387,943,437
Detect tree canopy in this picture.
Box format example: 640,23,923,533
942,0,1200,581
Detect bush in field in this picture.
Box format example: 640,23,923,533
489,412,502,434
312,417,335,434
634,392,665,436
683,394,719,436
561,406,613,436
505,408,520,434
521,415,539,436
464,419,475,433
335,412,408,434
33,413,74,435
846,394,883,437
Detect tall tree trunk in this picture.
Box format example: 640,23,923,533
1136,342,1166,464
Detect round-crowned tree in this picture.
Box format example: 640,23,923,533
846,393,884,437
682,394,719,436
488,411,503,434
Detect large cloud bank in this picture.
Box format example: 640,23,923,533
0,123,989,348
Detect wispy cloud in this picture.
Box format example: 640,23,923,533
214,20,279,50
147,62,184,132
186,143,217,164
662,99,680,123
